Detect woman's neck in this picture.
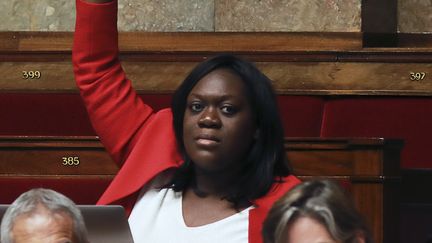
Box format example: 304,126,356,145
191,165,241,198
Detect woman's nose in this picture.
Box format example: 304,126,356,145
198,107,221,128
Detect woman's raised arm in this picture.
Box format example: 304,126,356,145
72,0,154,165
85,0,111,2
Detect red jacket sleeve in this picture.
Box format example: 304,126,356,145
73,0,153,165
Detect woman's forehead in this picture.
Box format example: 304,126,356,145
189,69,249,98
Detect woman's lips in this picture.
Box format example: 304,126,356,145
195,134,220,146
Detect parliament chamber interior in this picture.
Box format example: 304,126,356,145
0,1,431,243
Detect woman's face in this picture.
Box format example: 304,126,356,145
182,68,257,175
283,216,340,243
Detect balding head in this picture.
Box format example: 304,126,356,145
0,188,89,243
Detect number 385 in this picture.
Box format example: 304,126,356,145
62,156,80,166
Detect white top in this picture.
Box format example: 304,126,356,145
128,187,251,243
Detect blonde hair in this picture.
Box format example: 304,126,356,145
262,179,372,243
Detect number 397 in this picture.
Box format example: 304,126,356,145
410,72,426,81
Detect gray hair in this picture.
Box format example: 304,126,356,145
0,188,89,243
262,179,372,243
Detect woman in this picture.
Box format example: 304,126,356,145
262,180,372,243
73,0,299,242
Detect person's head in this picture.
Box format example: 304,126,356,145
0,188,89,243
262,180,372,243
170,54,290,204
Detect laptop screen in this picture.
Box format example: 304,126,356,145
0,205,134,243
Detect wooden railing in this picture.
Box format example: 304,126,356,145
0,136,402,243
1,32,431,96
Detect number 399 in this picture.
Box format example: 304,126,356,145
22,71,41,79
62,156,80,166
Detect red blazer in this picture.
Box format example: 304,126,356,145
73,1,300,242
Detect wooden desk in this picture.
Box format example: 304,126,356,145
287,138,402,243
0,136,402,243
0,136,116,204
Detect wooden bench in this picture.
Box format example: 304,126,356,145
1,31,430,243
0,136,402,243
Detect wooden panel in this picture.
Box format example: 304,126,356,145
0,137,118,175
0,62,75,91
0,136,402,243
0,32,362,52
0,150,116,175
1,61,431,95
398,34,432,48
352,183,384,242
0,137,116,204
286,137,402,243
0,176,113,205
287,151,355,175
352,150,382,175
2,32,430,55
286,138,402,177
1,31,430,95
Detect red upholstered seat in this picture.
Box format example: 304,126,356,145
2,94,431,169
0,93,172,136
277,96,324,137
0,93,96,136
320,97,432,169
0,93,323,138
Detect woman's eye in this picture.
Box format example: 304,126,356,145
190,103,203,112
221,105,237,115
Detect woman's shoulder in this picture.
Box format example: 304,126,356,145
138,107,173,128
282,175,301,186
272,175,301,198
254,175,301,208
156,107,173,117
